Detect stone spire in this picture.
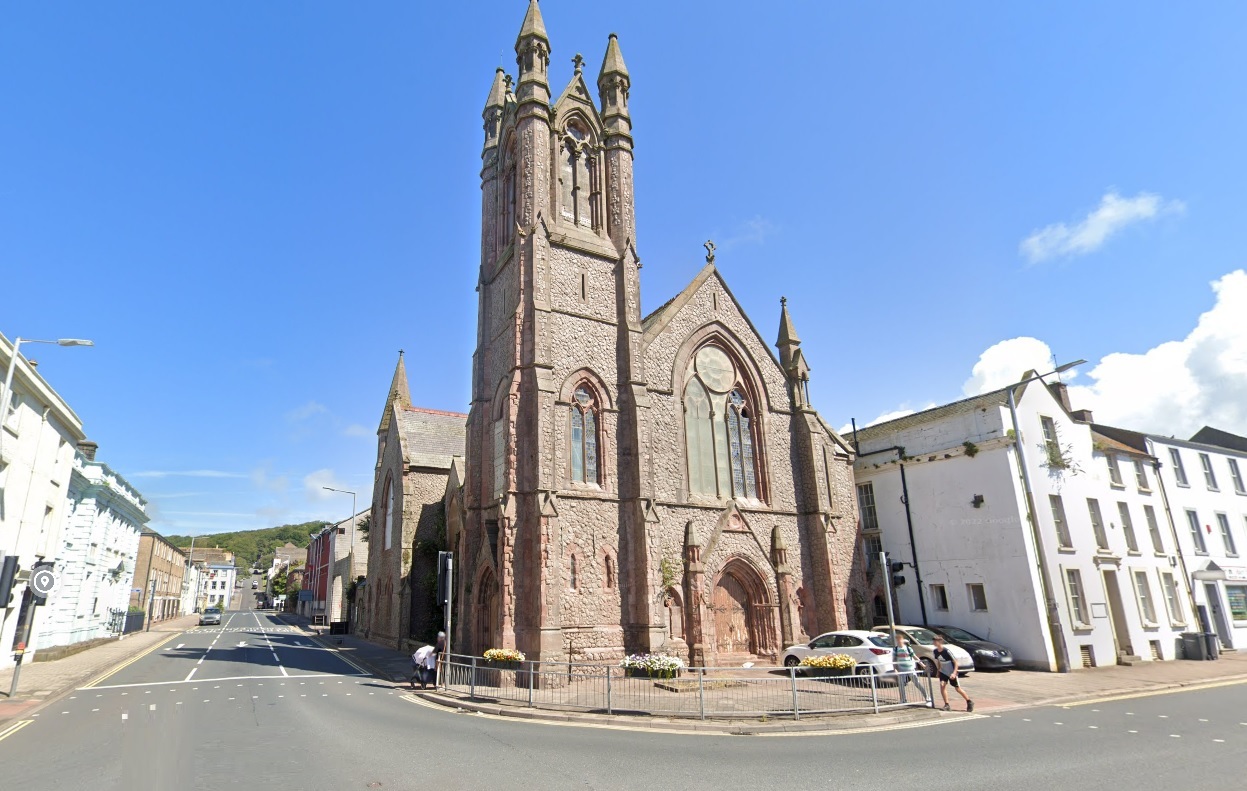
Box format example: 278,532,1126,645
378,351,412,434
776,298,811,407
482,68,508,151
514,0,551,108
597,33,632,132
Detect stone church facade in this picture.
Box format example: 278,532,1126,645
447,1,874,667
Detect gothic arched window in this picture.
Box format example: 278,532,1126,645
569,386,600,484
604,555,615,590
683,345,761,500
570,554,579,591
559,121,599,231
382,476,394,551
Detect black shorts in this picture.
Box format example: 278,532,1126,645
938,672,960,688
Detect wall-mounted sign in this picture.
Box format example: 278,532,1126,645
1090,602,1109,619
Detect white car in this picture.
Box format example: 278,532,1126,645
781,630,896,676
873,625,975,677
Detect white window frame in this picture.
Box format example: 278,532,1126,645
1200,453,1219,491
857,482,879,532
1117,502,1139,554
930,583,949,611
1170,448,1189,487
1134,459,1151,491
1144,504,1165,554
1087,498,1109,552
1216,512,1238,557
1064,568,1090,628
1186,509,1208,554
1107,453,1124,487
967,583,988,612
1133,569,1158,626
1049,494,1073,549
1160,571,1185,627
1229,458,1246,496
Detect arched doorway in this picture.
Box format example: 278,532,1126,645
474,569,499,655
709,559,775,661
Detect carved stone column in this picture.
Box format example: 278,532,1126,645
682,522,707,667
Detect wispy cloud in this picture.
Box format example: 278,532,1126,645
162,511,257,518
286,401,328,422
717,215,776,252
1020,190,1184,264
303,469,346,500
130,470,246,479
341,423,372,438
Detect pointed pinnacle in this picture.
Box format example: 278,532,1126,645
598,32,629,81
777,297,800,346
484,68,507,110
516,0,549,46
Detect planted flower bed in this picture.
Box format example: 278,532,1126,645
619,653,686,679
800,653,856,677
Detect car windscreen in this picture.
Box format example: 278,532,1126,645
938,626,981,642
868,634,894,648
903,627,939,645
205,610,221,615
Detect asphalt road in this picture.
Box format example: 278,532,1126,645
2,612,1243,791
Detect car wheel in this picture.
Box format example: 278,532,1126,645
783,655,800,668
920,658,937,677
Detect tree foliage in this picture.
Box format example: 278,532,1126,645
164,521,327,568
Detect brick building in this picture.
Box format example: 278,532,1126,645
131,530,186,625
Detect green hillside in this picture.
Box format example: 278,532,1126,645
163,521,327,569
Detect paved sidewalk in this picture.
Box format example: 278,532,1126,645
276,613,419,683
0,615,198,725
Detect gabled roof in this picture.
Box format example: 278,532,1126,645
1190,426,1247,454
397,406,468,471
851,381,1038,445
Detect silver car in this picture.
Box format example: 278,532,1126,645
199,608,223,626
873,625,974,676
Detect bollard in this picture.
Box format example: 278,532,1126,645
698,669,706,721
606,666,612,715
470,656,477,699
790,666,800,721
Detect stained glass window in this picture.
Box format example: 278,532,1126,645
684,346,761,501
569,386,599,484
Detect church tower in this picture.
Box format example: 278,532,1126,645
464,0,653,662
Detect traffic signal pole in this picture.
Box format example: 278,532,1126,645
9,591,37,698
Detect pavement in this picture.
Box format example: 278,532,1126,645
7,610,1247,733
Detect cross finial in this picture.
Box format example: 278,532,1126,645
399,349,405,356
704,239,716,264
572,53,584,75
780,296,787,308
503,74,514,93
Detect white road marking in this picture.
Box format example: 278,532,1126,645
121,713,128,721
1022,718,1031,722
1214,739,1225,743
1054,722,1063,726
1170,734,1181,738
78,672,365,691
149,705,156,711
1088,726,1098,729
184,668,198,681
69,696,76,700
175,644,184,650
1158,715,1169,719
1199,718,1209,722
1128,730,1138,734
92,708,99,712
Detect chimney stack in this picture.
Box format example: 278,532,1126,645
1047,382,1072,413
77,440,98,461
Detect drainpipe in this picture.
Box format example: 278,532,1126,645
1008,387,1071,673
1148,448,1201,626
855,444,927,626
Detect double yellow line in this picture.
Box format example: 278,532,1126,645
83,633,181,689
0,719,33,743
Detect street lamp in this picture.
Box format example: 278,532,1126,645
1,336,94,435
1006,359,1085,674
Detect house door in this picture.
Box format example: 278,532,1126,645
1102,569,1133,659
1204,583,1232,648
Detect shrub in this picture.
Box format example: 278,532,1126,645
483,648,525,663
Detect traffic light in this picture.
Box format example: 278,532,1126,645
889,560,906,588
0,555,20,607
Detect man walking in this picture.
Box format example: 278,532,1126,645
891,634,928,705
411,642,436,690
932,635,973,712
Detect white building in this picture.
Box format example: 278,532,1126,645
199,564,237,610
1,333,88,670
37,448,146,651
1114,427,1247,652
182,561,205,615
329,511,368,624
852,374,1191,671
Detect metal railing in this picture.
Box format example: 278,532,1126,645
437,654,933,720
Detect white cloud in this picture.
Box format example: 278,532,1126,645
250,464,290,493
341,424,371,438
1068,269,1247,438
839,405,937,435
962,337,1066,396
303,468,346,500
130,470,246,479
286,401,328,422
1020,190,1184,264
717,215,776,252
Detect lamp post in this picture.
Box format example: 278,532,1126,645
1006,359,1085,674
323,487,356,625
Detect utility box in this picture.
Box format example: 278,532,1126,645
1181,632,1209,660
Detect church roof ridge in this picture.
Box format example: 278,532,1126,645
403,405,470,419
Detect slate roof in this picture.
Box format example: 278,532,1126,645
1189,426,1247,454
850,384,1034,445
398,406,468,471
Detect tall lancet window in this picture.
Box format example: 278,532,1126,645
560,121,599,231
569,386,599,484
683,345,762,500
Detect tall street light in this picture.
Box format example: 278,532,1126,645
1006,359,1085,674
1,337,94,449
323,486,357,624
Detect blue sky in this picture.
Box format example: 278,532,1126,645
4,2,1246,536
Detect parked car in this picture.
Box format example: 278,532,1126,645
781,630,896,676
926,625,1015,671
252,580,259,589
199,608,222,626
872,625,975,676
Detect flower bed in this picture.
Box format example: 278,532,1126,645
619,653,686,679
800,653,855,676
483,648,525,664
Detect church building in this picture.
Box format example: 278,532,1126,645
441,1,875,666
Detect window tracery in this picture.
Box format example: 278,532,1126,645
569,386,599,484
559,120,600,231
683,345,761,500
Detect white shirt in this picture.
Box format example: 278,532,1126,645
412,644,437,669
